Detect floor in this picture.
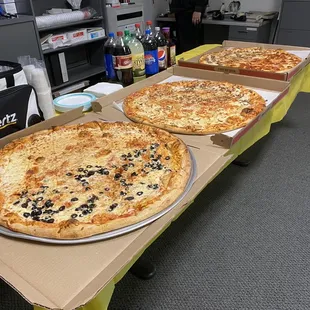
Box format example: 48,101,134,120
1,93,310,310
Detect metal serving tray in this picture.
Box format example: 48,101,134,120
0,149,197,245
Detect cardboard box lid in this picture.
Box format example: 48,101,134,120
0,106,231,310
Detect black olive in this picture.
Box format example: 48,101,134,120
33,217,40,221
47,219,54,223
71,197,78,202
105,188,110,191
45,200,54,208
114,173,122,179
120,191,127,196
165,156,170,160
71,214,77,219
85,187,91,191
13,201,20,205
87,171,95,176
31,210,42,217
125,196,134,201
21,203,28,208
59,206,65,211
87,165,92,168
66,172,72,176
89,204,96,208
37,197,43,201
103,170,109,175
109,203,118,211
78,168,84,172
131,172,138,177
23,212,30,218
82,210,89,215
137,192,143,196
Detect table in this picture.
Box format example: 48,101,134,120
31,44,309,310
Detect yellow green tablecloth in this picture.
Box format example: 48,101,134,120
34,44,310,310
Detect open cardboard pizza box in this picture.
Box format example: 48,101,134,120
178,40,310,81
92,66,290,149
0,102,234,309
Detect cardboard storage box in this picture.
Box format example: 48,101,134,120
67,28,87,43
87,27,106,40
178,40,310,81
0,106,234,310
93,66,290,149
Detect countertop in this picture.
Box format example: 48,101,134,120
156,16,272,28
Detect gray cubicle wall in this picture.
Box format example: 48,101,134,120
0,16,43,62
276,0,310,46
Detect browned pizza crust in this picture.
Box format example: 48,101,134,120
0,122,191,239
123,80,266,135
199,47,302,73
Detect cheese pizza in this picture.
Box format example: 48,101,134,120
0,122,191,239
123,80,266,134
199,47,302,73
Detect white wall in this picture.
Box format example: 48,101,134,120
209,0,282,12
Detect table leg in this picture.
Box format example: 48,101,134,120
129,257,156,280
233,158,250,167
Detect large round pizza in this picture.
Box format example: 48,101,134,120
0,122,191,239
199,47,302,72
123,80,266,134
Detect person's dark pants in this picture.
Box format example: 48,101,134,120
175,11,204,54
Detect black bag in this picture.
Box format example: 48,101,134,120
0,85,43,139
0,60,43,139
0,60,28,91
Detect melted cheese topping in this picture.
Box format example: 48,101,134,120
0,123,185,224
201,47,302,72
124,80,266,134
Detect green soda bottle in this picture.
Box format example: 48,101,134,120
127,33,146,83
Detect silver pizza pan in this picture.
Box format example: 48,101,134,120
0,149,197,245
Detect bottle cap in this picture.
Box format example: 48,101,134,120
145,29,151,35
155,27,160,31
135,23,140,28
162,27,170,32
146,20,152,25
124,30,130,36
108,32,114,37
117,31,123,36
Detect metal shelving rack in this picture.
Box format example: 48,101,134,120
0,0,106,93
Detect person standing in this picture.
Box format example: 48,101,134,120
170,0,208,54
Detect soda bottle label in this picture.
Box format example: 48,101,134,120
170,45,176,66
104,54,115,79
158,46,167,70
144,50,159,75
132,53,146,78
113,55,133,69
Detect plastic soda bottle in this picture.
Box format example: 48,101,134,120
142,29,159,77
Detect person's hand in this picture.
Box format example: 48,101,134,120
192,11,201,25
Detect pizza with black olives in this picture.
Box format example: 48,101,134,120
0,122,191,239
